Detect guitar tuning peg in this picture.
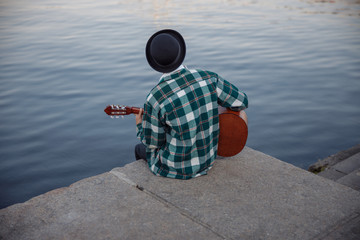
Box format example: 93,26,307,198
110,116,114,119
121,116,124,119
115,116,120,119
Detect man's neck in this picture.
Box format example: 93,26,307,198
160,65,185,80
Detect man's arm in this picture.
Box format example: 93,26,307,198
216,75,248,110
135,108,143,125
135,103,166,150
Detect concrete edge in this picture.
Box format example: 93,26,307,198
109,169,229,239
308,144,360,173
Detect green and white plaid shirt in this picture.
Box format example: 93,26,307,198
137,66,248,179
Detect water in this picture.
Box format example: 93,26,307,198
0,0,359,208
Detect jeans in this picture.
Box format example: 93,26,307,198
135,143,147,161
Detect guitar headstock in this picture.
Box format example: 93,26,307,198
104,105,130,116
104,105,140,118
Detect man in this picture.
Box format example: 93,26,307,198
135,29,248,179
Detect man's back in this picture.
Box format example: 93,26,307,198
135,29,248,179
137,67,248,179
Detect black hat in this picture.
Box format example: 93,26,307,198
146,29,186,73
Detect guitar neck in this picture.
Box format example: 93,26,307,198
129,107,141,114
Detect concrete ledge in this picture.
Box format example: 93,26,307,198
308,144,360,174
309,144,360,192
1,147,360,239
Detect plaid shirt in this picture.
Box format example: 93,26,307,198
137,67,248,179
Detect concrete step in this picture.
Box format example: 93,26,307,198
337,168,360,191
313,146,360,192
318,167,346,181
332,152,360,175
1,147,360,240
308,144,360,174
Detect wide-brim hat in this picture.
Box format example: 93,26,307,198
146,29,186,73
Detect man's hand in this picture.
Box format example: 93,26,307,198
135,108,144,125
240,110,248,125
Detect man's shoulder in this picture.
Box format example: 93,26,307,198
145,68,219,106
186,68,219,79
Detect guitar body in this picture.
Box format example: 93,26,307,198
217,107,248,157
104,105,248,157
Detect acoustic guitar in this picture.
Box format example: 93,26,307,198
104,105,248,157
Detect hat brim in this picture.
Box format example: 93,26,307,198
146,29,186,73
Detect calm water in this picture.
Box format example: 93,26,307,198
1,0,359,208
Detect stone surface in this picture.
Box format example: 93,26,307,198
337,169,360,191
1,147,360,240
0,173,223,240
308,144,360,173
310,144,360,192
112,147,360,240
318,167,346,181
332,153,360,174
314,213,360,240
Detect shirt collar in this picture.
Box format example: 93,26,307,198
160,65,185,81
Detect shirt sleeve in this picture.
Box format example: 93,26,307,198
136,102,166,150
216,75,248,111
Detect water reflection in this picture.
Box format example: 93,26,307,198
298,0,360,16
115,0,360,30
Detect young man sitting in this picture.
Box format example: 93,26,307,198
135,29,248,179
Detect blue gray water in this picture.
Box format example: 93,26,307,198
1,0,359,208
